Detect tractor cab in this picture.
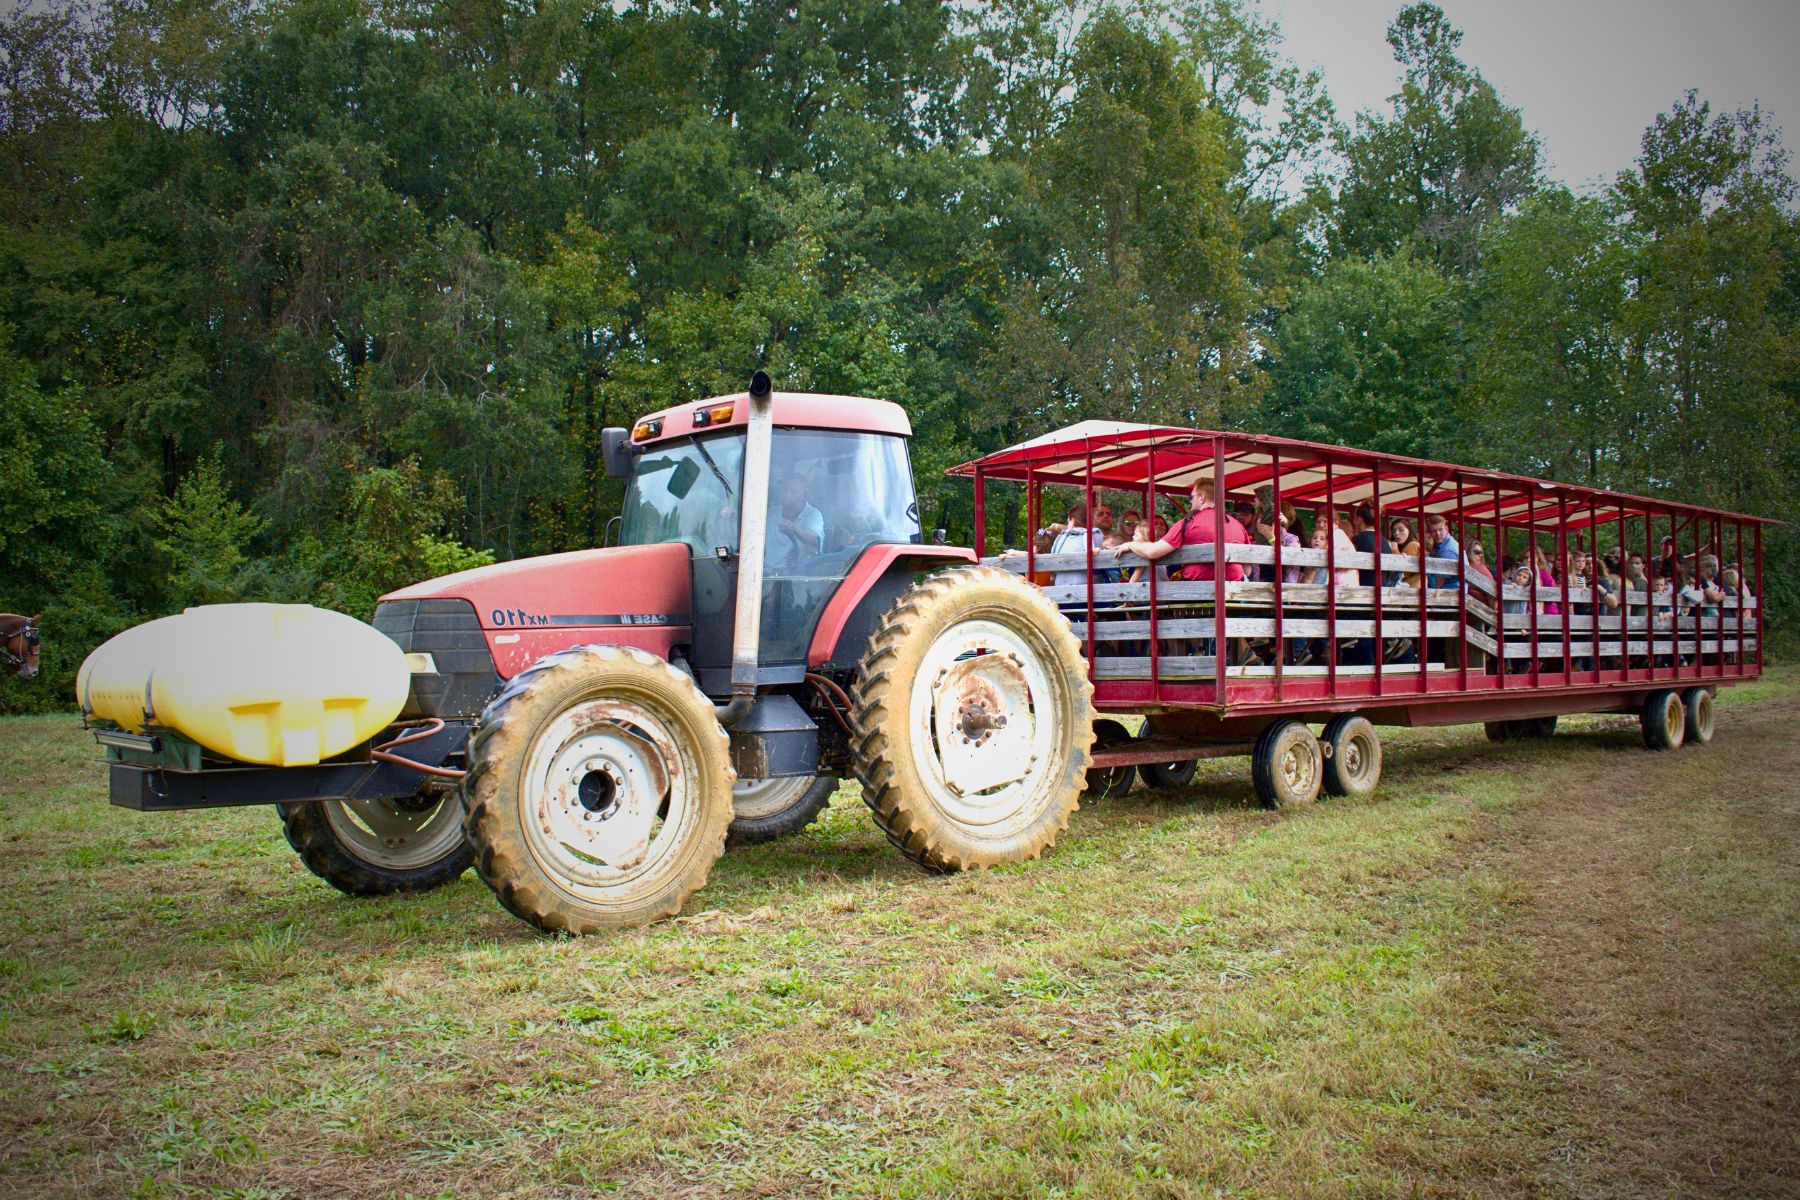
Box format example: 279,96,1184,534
608,389,924,691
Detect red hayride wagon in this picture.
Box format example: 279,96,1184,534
953,423,1768,805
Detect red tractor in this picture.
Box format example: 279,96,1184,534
105,374,1096,933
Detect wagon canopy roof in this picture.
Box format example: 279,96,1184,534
947,423,1776,531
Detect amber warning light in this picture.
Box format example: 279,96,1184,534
630,418,663,442
692,402,736,429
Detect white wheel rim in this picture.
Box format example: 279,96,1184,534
732,775,816,822
907,617,1064,835
1280,734,1318,798
323,793,464,871
519,698,698,897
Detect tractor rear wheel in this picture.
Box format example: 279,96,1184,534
851,564,1094,872
279,789,472,897
727,775,839,845
462,645,734,934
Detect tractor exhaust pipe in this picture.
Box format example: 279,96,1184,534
716,370,774,727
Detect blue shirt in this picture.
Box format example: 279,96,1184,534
1428,533,1461,590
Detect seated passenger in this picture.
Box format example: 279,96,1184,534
1115,478,1249,583
1387,516,1419,588
1425,515,1461,591
1697,554,1726,617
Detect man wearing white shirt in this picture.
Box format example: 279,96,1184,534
767,475,825,570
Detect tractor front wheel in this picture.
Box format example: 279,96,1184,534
279,789,472,897
462,645,734,934
851,565,1094,872
728,775,839,845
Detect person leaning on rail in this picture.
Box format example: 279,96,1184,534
1115,476,1249,660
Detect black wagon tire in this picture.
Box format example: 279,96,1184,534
727,775,839,846
462,645,735,934
279,791,473,897
1139,760,1198,790
1641,689,1686,752
1321,714,1382,799
1527,715,1558,738
1084,719,1138,799
851,564,1095,873
1483,721,1515,742
1252,719,1323,809
1681,687,1715,746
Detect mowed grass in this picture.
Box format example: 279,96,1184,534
1,672,1796,1199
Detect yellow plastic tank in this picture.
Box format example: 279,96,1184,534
77,604,411,767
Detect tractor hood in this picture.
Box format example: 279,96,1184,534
381,543,692,678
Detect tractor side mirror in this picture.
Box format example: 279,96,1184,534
601,427,634,479
667,457,700,499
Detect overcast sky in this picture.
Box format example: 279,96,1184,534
1269,0,1800,192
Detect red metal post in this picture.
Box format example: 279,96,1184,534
1455,472,1468,692
973,470,986,559
1558,493,1570,681
1754,522,1764,674
1213,437,1228,703
1272,444,1284,703
1527,490,1539,686
1084,442,1096,680
1416,467,1427,689
1147,442,1160,703
1617,503,1630,683
1495,486,1506,690
1025,466,1038,579
1325,460,1336,693
1734,518,1744,673
1372,462,1384,697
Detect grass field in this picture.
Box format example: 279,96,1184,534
3,673,1798,1199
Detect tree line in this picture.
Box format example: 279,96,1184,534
2,0,1795,709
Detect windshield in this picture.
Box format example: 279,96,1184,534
620,426,921,662
620,432,745,554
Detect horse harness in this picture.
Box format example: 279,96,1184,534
1,616,39,671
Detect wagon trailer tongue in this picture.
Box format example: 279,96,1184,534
79,375,1097,933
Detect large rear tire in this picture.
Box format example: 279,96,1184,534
851,565,1094,872
462,645,734,934
727,775,839,845
279,790,473,897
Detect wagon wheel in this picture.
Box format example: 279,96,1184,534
1251,719,1323,810
1084,719,1137,800
1680,688,1714,746
1321,714,1382,799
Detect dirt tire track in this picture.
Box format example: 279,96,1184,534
1509,697,1800,1198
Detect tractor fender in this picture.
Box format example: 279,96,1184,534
806,544,976,670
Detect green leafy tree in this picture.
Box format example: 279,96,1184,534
1469,188,1637,484
1334,3,1539,275
1261,252,1462,457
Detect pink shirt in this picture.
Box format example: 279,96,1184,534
1161,505,1251,582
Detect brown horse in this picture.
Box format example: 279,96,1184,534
1,614,41,679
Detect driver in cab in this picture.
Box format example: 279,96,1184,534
767,475,824,570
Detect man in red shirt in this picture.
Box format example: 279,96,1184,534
1115,477,1250,581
